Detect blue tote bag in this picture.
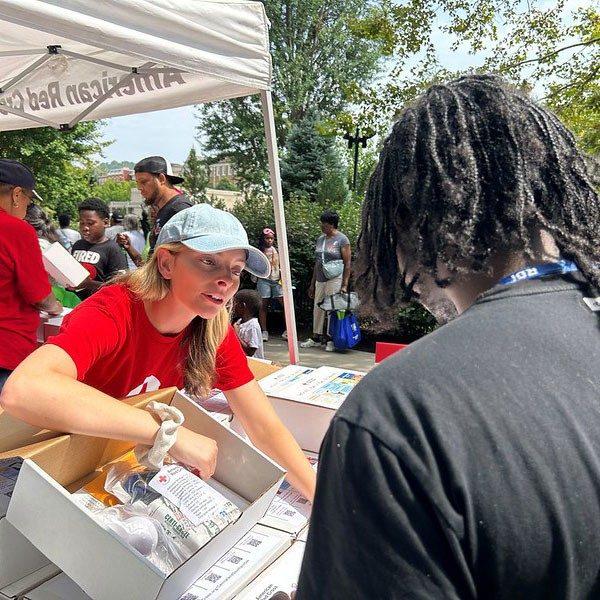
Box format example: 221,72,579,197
329,310,361,350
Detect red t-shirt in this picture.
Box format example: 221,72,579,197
47,284,254,398
0,209,51,370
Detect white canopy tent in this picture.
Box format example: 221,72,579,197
0,0,300,363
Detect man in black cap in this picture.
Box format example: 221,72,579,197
0,159,61,390
118,156,192,265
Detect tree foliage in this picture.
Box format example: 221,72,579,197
90,179,135,203
280,111,348,203
0,122,106,214
182,147,209,201
348,1,600,154
97,160,134,172
197,0,387,186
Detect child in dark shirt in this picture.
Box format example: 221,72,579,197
70,197,128,299
232,289,264,359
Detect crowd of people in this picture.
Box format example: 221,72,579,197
1,73,600,597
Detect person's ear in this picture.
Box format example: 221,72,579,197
11,187,21,208
102,216,109,227
156,248,176,280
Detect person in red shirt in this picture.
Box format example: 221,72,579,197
0,159,62,391
1,204,316,501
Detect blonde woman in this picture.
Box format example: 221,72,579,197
1,204,316,501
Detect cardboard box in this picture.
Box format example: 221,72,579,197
234,540,306,600
36,308,72,344
296,524,309,543
22,573,89,600
1,565,64,600
0,479,60,598
246,358,280,381
248,365,365,453
43,316,65,340
42,242,89,288
5,388,285,600
180,524,292,600
0,408,66,595
23,524,292,600
258,452,317,537
0,390,181,596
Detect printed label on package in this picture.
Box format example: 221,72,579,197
149,464,235,527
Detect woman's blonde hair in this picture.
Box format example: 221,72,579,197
117,242,230,398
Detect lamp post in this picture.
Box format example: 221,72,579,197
343,127,374,191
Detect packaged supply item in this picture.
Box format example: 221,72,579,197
95,462,242,573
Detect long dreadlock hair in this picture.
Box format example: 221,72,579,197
357,74,600,307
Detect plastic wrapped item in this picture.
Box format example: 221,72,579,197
98,462,241,573
95,504,184,574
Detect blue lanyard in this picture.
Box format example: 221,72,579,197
499,260,578,286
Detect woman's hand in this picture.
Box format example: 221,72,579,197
308,283,315,299
169,427,218,480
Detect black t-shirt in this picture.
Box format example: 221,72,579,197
71,238,128,299
149,194,193,252
297,274,600,600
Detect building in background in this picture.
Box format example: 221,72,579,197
97,167,134,185
209,160,236,186
99,163,183,185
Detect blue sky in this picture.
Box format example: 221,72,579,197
100,105,199,165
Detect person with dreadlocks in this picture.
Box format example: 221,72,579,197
296,74,600,598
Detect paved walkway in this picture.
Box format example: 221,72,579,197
263,334,375,372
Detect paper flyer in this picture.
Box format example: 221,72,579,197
257,365,315,396
259,365,365,408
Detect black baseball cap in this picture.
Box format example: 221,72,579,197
111,211,124,222
0,159,43,201
134,156,184,184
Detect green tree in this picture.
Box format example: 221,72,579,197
90,179,135,202
348,1,600,154
0,122,106,214
491,6,600,154
197,0,387,186
214,178,239,191
281,112,336,201
97,160,135,172
182,147,209,201
280,111,349,204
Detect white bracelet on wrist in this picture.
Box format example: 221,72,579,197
135,401,185,469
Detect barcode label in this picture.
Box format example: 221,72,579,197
247,537,262,547
228,555,243,565
205,573,221,584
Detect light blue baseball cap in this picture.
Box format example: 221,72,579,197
156,204,271,278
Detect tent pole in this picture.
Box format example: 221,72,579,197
260,90,298,364
0,103,60,129
0,54,52,93
67,62,155,129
